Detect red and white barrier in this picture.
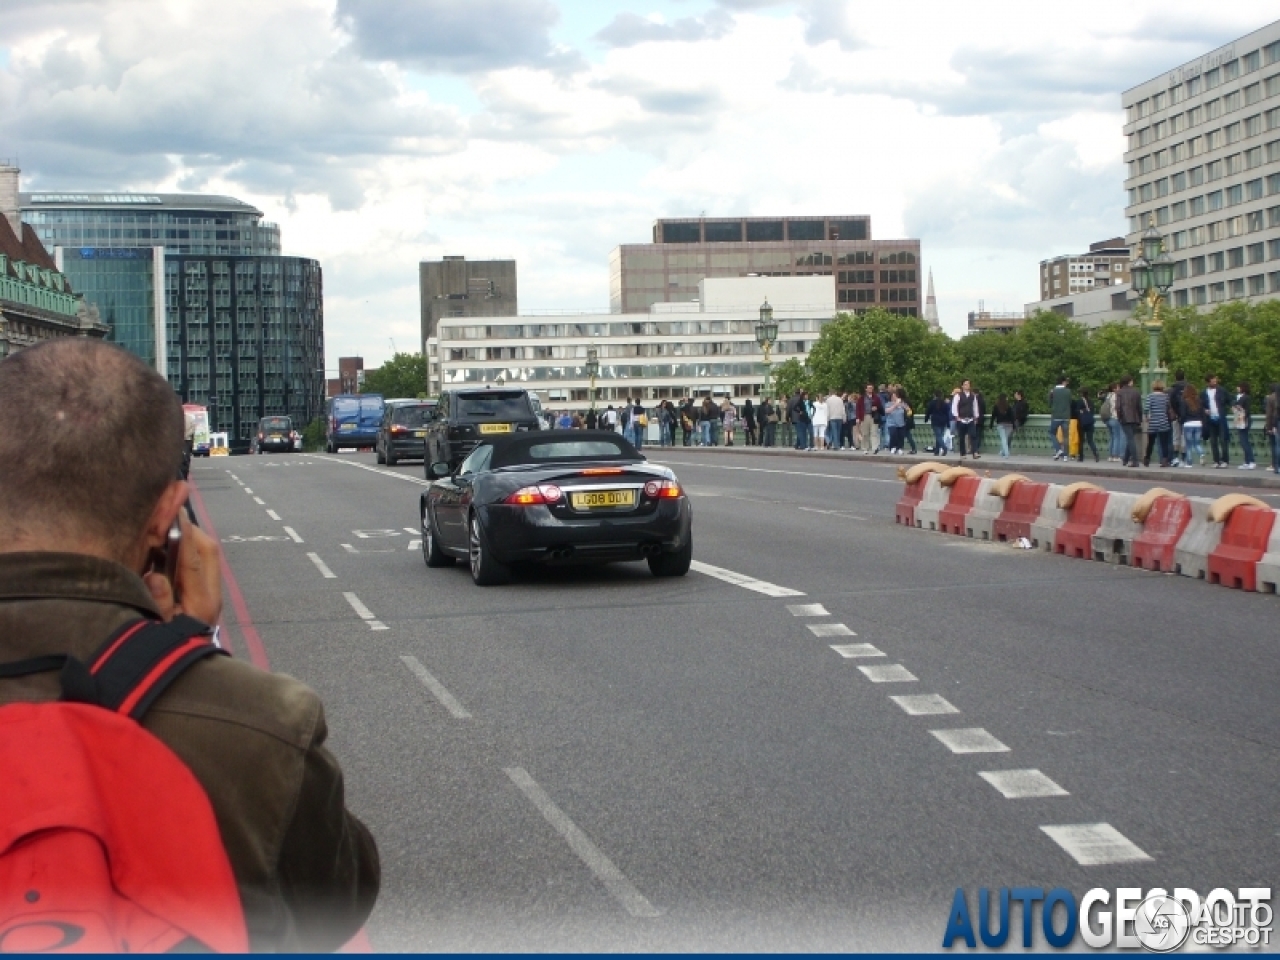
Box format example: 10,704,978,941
1089,492,1141,565
1173,497,1230,582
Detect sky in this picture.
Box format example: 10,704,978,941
1,0,1276,368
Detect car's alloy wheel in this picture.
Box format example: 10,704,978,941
422,507,454,568
468,514,510,586
648,534,692,577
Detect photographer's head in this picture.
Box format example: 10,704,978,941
0,338,186,570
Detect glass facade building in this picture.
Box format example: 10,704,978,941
57,247,164,369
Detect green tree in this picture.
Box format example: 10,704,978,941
804,307,957,403
360,352,428,399
769,357,810,399
1164,300,1280,394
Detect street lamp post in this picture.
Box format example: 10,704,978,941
585,346,600,412
755,298,778,399
1129,218,1175,396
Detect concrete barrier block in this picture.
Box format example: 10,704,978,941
1173,497,1225,581
1090,491,1141,565
1029,484,1066,551
1256,522,1280,595
964,479,1002,541
914,473,950,531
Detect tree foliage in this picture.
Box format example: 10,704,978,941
805,307,957,403
769,358,809,400
360,352,428,399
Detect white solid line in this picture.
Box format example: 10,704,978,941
403,527,419,535
306,455,431,486
283,526,304,543
931,728,1010,754
890,694,959,715
787,603,829,617
266,509,281,520
980,769,1069,799
807,623,855,637
253,496,265,505
306,552,336,579
503,767,661,918
1040,823,1151,865
689,560,804,597
797,506,867,519
400,655,472,718
369,620,389,631
657,459,899,484
830,643,885,658
858,664,917,683
342,592,376,620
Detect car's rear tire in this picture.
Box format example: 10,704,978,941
386,447,398,466
376,444,386,464
423,506,454,568
648,535,692,577
469,513,510,585
326,441,336,454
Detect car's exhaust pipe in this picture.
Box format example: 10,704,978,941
548,546,575,560
640,543,663,557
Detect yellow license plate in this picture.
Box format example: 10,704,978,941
269,434,282,440
414,430,425,437
571,489,636,509
479,423,513,434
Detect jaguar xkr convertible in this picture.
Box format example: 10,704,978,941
420,430,692,585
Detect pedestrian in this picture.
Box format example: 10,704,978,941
884,387,907,454
603,404,619,433
825,390,845,450
842,393,857,450
760,396,778,447
1074,387,1099,462
1202,375,1231,468
1265,382,1280,473
1180,384,1204,468
1233,381,1256,470
1116,375,1143,467
972,388,986,455
950,379,980,460
990,393,1015,458
570,412,583,429
926,389,950,455
1048,375,1073,461
811,392,829,451
877,383,892,453
182,407,197,479
699,397,716,447
743,398,757,446
1011,390,1029,446
1143,381,1173,467
0,339,380,951
680,398,695,446
720,397,738,446
585,407,598,430
630,399,647,449
557,410,573,429
1100,383,1123,461
789,389,809,450
859,384,880,453
1168,369,1188,465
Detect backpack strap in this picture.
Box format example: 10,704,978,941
86,615,227,721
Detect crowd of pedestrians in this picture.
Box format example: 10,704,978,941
542,375,1280,472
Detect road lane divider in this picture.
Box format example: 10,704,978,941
889,694,959,715
786,603,828,616
399,656,471,718
307,552,337,579
503,767,661,919
342,592,388,630
1039,823,1151,866
304,455,431,486
253,496,266,505
266,509,281,520
806,623,855,637
979,769,1068,799
829,643,884,658
283,526,304,543
688,560,804,597
930,728,1009,754
655,459,899,484
244,488,253,494
857,664,917,683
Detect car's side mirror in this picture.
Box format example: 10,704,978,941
429,462,451,479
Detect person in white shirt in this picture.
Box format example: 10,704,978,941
811,393,829,451
825,393,845,450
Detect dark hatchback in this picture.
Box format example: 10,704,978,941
424,388,542,477
421,431,692,585
377,399,436,465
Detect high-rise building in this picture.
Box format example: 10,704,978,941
17,186,323,445
1038,238,1132,302
610,215,922,317
420,256,518,395
1122,21,1280,307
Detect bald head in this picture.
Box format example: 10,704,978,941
0,338,183,558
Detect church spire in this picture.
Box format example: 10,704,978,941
923,268,940,331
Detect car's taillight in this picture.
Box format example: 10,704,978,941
258,433,264,441
505,484,563,505
656,480,682,499
390,425,408,435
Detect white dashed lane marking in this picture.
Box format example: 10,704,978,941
857,664,917,683
807,623,855,637
930,728,1010,754
1040,823,1151,865
688,560,804,597
787,603,828,617
342,592,388,631
400,655,471,719
283,526,304,542
829,643,884,658
890,694,959,716
307,552,336,579
253,496,266,505
980,769,1069,799
266,509,281,520
243,488,253,494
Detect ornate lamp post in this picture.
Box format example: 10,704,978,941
754,297,778,398
1129,218,1175,396
585,345,600,411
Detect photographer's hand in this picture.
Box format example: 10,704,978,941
144,512,223,626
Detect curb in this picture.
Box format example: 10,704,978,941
657,444,1280,491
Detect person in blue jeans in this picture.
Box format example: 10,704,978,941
926,390,950,454
1048,375,1073,460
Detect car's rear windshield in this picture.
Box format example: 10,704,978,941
261,417,291,430
333,398,359,415
489,434,639,468
456,392,531,419
392,404,434,427
360,396,383,414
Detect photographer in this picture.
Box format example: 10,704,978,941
0,339,379,951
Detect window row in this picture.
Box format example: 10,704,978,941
1126,42,1280,122
1172,272,1280,306
1129,119,1280,179
442,318,835,339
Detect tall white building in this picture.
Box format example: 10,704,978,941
1122,21,1280,307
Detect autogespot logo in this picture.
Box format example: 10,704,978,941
942,886,1272,951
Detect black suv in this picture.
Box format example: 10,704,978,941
376,399,436,465
425,388,542,475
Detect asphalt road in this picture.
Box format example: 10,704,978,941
190,447,1279,951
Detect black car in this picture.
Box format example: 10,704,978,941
254,416,296,453
376,399,436,465
420,431,692,585
424,387,542,476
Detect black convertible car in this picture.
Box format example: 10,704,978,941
420,430,692,585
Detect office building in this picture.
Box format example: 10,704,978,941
610,215,922,318
328,356,364,397
966,307,1025,334
1022,287,1133,327
1122,20,1280,307
15,182,325,444
438,275,834,404
1038,238,1132,301
420,256,518,393
0,165,107,357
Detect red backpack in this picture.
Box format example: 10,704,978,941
0,616,248,953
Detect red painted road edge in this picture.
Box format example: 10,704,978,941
188,477,372,953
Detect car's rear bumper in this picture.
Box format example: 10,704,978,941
259,440,294,452
331,433,378,447
389,437,427,459
477,499,691,564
